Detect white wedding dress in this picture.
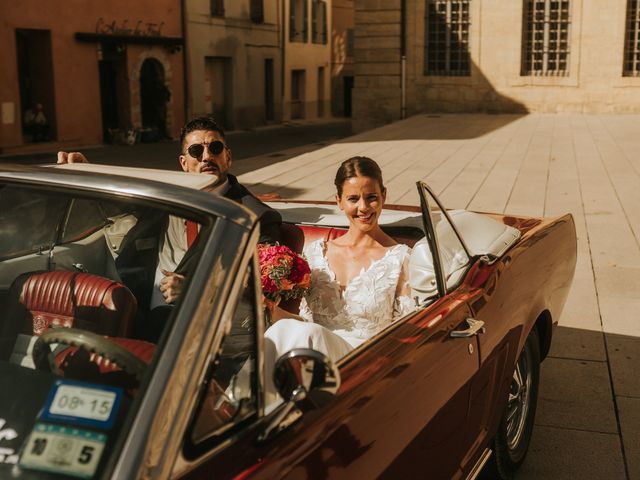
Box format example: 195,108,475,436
265,240,415,363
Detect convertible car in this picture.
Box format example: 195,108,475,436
0,163,576,479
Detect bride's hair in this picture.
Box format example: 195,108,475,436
334,156,385,196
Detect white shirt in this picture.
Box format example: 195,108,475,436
150,178,229,309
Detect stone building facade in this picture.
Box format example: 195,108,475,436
185,0,332,128
354,0,640,132
0,0,185,154
185,0,282,129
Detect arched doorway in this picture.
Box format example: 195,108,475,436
139,58,170,140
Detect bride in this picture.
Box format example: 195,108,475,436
264,156,414,366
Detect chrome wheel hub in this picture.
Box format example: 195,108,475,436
505,349,532,451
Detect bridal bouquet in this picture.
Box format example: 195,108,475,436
258,244,311,319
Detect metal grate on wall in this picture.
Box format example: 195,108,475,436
210,0,225,17
250,0,264,23
424,0,471,76
521,0,571,76
624,0,640,76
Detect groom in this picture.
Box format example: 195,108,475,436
58,116,282,336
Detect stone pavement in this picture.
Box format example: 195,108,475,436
239,114,640,479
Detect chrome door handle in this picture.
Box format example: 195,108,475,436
450,318,486,338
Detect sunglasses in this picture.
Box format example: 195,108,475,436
187,141,225,159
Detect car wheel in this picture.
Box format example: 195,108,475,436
485,328,541,480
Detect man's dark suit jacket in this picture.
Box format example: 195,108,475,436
174,173,282,275
115,174,282,313
224,174,282,245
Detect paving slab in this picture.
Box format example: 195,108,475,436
518,425,626,480
599,296,640,338
617,396,640,480
558,263,602,334
536,357,618,434
606,333,640,398
594,265,640,299
548,326,606,363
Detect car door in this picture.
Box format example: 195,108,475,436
416,182,515,477
177,284,482,480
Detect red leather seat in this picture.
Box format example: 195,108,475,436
279,222,306,253
298,225,348,245
7,270,137,338
297,225,418,248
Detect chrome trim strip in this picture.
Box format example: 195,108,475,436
0,165,255,230
466,448,492,480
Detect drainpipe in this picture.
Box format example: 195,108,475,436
400,0,406,120
181,0,190,121
281,0,286,122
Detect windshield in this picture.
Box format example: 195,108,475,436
0,181,213,479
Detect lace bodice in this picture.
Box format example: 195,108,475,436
299,240,415,346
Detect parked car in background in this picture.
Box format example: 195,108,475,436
0,163,576,479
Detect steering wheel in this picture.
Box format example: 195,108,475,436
32,328,147,381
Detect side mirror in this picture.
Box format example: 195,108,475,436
273,348,340,408
259,348,340,442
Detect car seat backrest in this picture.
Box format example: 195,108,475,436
297,225,348,245
408,238,438,304
7,270,137,338
278,222,306,253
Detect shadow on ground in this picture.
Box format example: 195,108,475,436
516,325,638,479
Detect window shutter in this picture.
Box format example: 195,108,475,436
251,0,264,23
322,1,327,44
303,0,308,42
210,0,225,17
312,1,318,42
290,0,296,41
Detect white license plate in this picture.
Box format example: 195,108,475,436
48,384,117,422
19,423,106,478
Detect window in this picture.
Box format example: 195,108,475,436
210,0,224,17
424,0,471,76
317,67,325,117
290,0,308,42
250,0,264,23
61,199,109,244
346,29,355,57
189,263,260,445
15,29,56,142
312,0,328,44
624,0,640,76
0,185,66,260
521,0,571,76
291,69,306,119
